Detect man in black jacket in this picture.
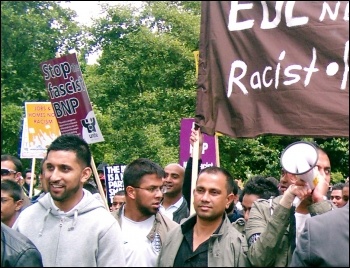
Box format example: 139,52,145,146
1,222,43,267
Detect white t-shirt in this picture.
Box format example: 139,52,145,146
121,209,159,267
159,196,184,220
295,212,311,245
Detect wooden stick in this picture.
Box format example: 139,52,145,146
190,131,199,215
91,156,109,210
215,134,220,167
29,158,36,199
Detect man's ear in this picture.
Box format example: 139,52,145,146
226,193,235,209
81,167,92,183
125,186,136,200
15,199,23,211
15,173,23,184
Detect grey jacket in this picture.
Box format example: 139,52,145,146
157,214,249,267
245,195,334,267
290,202,349,267
13,189,126,267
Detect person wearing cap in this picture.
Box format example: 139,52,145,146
97,162,107,195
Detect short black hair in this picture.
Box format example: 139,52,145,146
123,158,165,188
1,154,23,173
1,179,23,201
22,168,34,178
47,134,91,167
240,175,280,202
198,166,237,195
332,182,345,191
115,190,125,196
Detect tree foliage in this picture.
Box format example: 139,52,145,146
1,1,348,184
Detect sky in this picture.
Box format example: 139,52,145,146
59,1,142,63
60,1,119,26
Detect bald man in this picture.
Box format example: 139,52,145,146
159,163,189,223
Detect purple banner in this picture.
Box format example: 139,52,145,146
179,118,217,169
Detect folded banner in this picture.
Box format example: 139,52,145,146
196,1,349,138
40,53,104,144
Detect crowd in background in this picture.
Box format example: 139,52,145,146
1,129,349,267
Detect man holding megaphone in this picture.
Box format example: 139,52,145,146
245,141,335,267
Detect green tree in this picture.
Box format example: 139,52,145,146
1,1,348,183
1,1,83,162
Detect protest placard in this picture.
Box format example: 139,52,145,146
179,118,217,169
104,164,126,208
40,53,104,144
20,102,61,159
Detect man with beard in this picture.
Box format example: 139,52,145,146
157,166,249,267
13,134,125,267
159,163,189,223
111,158,178,266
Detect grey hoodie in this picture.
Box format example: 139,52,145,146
13,189,125,267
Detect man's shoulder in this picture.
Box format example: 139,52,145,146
157,212,179,229
1,223,37,250
309,202,349,222
231,218,246,234
252,195,282,209
18,201,44,218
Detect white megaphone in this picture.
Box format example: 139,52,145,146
280,141,319,207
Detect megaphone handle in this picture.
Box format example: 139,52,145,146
292,196,301,207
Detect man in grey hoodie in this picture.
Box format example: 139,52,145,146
13,134,125,267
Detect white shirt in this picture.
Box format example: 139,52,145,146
121,208,158,267
159,196,184,220
295,212,311,245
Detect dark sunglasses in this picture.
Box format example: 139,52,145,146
1,168,17,176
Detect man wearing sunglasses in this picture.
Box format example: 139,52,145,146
1,154,31,210
1,155,23,182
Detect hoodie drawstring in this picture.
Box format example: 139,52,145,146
68,210,78,231
39,208,51,237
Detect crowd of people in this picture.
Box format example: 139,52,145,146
1,129,349,267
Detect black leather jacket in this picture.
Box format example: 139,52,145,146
1,222,43,267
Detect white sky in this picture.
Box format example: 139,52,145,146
59,1,142,64
60,1,142,26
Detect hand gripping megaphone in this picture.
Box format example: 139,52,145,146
280,141,319,206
